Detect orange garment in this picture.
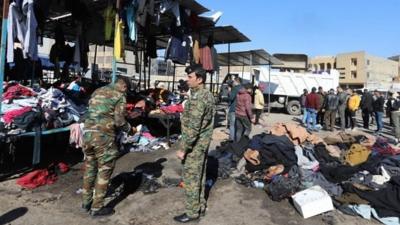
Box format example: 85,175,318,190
244,149,260,165
193,40,200,64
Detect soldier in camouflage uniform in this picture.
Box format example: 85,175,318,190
174,64,215,223
82,77,132,217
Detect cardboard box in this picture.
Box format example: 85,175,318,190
292,185,334,218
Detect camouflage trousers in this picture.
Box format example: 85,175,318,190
82,131,117,210
182,143,209,218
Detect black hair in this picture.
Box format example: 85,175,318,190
185,64,206,84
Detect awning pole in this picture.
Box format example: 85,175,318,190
268,56,271,115
0,0,10,115
172,63,176,92
227,43,231,75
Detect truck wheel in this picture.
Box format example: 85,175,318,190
286,100,301,115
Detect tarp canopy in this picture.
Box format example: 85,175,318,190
218,49,283,66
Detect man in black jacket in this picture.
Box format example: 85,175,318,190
373,90,385,134
361,89,374,129
323,89,339,131
337,87,349,131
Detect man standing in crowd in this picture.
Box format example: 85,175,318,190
82,77,133,217
316,86,325,126
346,89,361,130
175,64,215,223
322,88,339,131
305,87,320,132
373,90,385,134
391,93,400,144
228,77,242,141
360,89,374,129
386,92,397,126
253,83,265,125
300,89,308,125
337,87,349,131
235,83,255,141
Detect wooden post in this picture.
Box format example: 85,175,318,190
0,0,10,114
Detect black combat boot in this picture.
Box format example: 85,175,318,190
173,213,199,223
90,207,115,217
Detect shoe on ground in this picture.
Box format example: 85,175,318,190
173,213,200,223
90,207,115,217
81,203,91,213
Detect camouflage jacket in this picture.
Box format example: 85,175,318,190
181,85,215,153
84,84,131,136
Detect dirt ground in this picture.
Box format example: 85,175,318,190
0,109,389,225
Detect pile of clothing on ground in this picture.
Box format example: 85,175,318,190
117,124,179,153
211,122,400,224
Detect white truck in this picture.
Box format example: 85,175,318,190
236,68,340,115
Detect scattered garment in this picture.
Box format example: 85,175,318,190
160,104,184,114
344,144,371,166
3,107,32,124
300,169,343,196
16,169,57,189
266,166,301,201
3,83,36,100
69,123,83,149
347,204,400,225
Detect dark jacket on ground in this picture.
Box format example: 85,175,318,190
246,133,297,173
361,92,374,111
305,92,320,110
373,96,385,112
323,93,339,111
235,88,253,119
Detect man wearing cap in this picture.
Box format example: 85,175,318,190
175,64,215,223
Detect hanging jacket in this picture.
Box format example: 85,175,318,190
200,46,213,71
7,0,38,63
136,0,155,27
103,5,116,41
235,88,253,120
165,35,191,65
323,93,339,111
193,40,200,64
114,18,125,60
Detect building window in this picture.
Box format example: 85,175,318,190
351,58,357,66
117,67,127,74
366,59,370,65
367,72,370,78
351,71,357,79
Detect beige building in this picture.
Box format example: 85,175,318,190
310,51,398,90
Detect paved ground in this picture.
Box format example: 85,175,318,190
0,108,391,225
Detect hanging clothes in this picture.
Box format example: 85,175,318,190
114,18,125,60
126,1,138,42
7,0,38,63
165,35,191,65
160,0,181,26
200,46,213,71
136,0,155,27
211,47,219,72
192,39,200,64
103,5,116,41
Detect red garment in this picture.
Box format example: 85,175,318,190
3,84,36,100
305,92,320,110
3,106,32,124
16,169,57,189
58,162,69,173
160,104,184,114
235,88,253,119
200,46,213,71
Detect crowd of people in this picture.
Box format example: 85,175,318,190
225,76,265,143
300,86,400,143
